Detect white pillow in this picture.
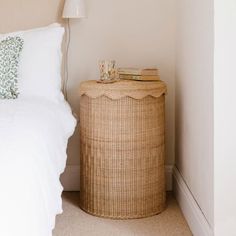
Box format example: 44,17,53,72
0,24,65,102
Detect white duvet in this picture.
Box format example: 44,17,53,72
0,97,76,236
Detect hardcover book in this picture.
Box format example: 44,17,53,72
119,74,160,81
118,68,159,76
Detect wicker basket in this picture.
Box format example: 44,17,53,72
79,80,167,219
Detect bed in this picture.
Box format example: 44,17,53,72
0,2,76,233
0,97,76,236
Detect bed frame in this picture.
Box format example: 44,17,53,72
0,0,64,33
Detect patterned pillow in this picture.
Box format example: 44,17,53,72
0,36,24,99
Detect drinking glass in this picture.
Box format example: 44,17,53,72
99,60,116,81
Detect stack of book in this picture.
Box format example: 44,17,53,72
118,68,160,81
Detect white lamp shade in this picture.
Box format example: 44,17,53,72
62,0,86,18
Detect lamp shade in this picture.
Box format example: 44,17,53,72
62,0,86,18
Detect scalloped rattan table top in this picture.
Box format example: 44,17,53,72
79,80,167,100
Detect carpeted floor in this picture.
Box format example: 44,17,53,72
53,192,192,236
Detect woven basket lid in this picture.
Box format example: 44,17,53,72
79,80,167,100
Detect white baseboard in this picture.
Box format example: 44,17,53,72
60,165,80,191
173,167,213,236
61,165,174,191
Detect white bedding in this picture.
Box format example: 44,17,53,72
0,97,76,236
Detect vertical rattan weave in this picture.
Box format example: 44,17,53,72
79,80,167,219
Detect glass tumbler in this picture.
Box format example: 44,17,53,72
99,60,116,81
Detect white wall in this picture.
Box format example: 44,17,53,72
175,0,214,229
66,0,176,170
0,0,176,190
214,0,236,235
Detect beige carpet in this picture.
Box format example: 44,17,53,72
53,192,192,236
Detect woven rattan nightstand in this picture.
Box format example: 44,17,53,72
79,80,167,219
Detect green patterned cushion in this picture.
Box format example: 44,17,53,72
0,36,24,99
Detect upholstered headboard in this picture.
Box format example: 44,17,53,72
0,0,67,91
0,0,64,33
